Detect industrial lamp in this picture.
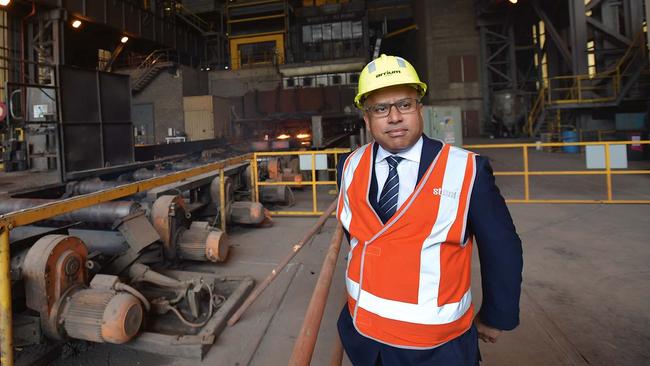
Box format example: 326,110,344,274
72,20,82,29
0,0,11,6
120,36,129,44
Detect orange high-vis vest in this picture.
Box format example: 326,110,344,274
337,142,478,349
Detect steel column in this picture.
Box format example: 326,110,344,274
532,0,573,70
646,0,650,63
569,0,589,75
623,0,644,38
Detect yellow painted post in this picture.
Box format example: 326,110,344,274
604,143,613,201
0,225,13,366
252,155,260,202
311,153,317,214
577,77,582,102
333,152,338,190
250,158,256,202
220,168,227,233
523,146,530,201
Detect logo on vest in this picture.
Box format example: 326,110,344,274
433,187,458,199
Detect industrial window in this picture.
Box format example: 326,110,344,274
448,55,477,83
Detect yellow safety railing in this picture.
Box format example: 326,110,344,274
464,141,650,204
526,30,648,136
578,129,617,142
252,149,350,216
0,153,254,366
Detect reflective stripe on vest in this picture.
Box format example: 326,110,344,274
336,142,478,349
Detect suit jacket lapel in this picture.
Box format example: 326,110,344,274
418,135,443,183
369,142,380,211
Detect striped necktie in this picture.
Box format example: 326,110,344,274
377,155,404,223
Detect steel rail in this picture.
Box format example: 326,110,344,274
288,223,344,365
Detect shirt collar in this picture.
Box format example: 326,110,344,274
375,136,423,164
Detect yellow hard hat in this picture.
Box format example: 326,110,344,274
354,54,427,109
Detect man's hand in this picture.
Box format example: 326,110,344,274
474,316,502,343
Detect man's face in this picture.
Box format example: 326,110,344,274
363,85,423,153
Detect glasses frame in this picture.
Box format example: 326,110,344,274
364,97,422,118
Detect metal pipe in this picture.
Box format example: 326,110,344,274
132,169,167,181
0,226,14,366
0,199,141,224
220,169,227,232
288,223,344,366
227,199,338,326
66,180,124,195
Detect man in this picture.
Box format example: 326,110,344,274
336,54,523,365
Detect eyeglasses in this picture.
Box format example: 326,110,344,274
365,98,421,118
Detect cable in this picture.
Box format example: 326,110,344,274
115,283,151,311
168,282,215,328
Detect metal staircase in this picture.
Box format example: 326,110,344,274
526,30,649,137
174,2,217,36
131,50,177,94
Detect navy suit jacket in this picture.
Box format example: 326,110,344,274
336,135,523,365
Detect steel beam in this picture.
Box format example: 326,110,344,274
623,0,644,37
0,199,141,224
569,0,589,75
586,0,604,11
647,0,650,63
586,17,633,45
479,25,491,130
531,0,573,71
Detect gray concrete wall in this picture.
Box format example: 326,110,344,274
128,65,207,143
208,66,281,97
182,65,209,97
415,0,484,134
132,68,184,143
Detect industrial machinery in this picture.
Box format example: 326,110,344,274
10,231,253,359
15,235,145,344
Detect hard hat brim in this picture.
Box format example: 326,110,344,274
354,81,428,109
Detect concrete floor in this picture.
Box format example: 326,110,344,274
10,141,650,365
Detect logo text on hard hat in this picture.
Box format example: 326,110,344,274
375,70,401,78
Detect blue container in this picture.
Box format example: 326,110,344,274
561,130,579,153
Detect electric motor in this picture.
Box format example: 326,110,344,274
61,289,143,344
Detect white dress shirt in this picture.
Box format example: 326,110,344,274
374,137,423,209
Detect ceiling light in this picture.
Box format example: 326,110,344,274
508,0,518,3
277,134,290,140
120,36,129,44
296,133,311,139
72,20,82,28
0,0,11,6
